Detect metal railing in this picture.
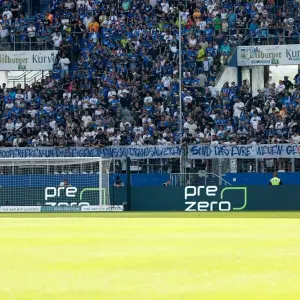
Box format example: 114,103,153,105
170,172,232,187
182,157,300,175
0,35,54,51
109,153,300,176
111,159,181,174
7,70,48,88
251,34,300,46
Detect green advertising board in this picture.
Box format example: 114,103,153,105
0,186,299,212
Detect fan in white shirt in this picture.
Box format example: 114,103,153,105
72,134,79,145
188,36,197,48
143,132,151,140
15,120,23,131
157,136,168,145
161,76,171,88
80,134,87,144
82,112,92,128
225,123,234,134
132,39,140,50
107,126,114,134
52,33,62,48
13,135,23,147
95,108,104,117
158,103,165,113
89,96,99,107
161,0,170,13
5,120,15,133
144,94,153,104
3,9,13,20
204,127,215,137
183,120,197,134
59,54,70,70
195,131,205,142
76,0,85,9
211,139,219,145
108,90,117,100
163,33,173,42
109,133,121,146
63,91,72,99
255,1,264,12
250,107,262,114
85,0,93,11
49,119,57,130
250,114,261,130
5,101,14,110
198,20,207,31
38,129,49,141
32,136,42,147
24,90,32,102
180,9,189,22
275,120,284,130
57,128,65,138
276,81,286,94
208,84,219,98
84,129,95,138
65,0,75,9
233,99,245,117
183,92,193,105
170,43,178,53
209,112,216,120
26,120,35,128
27,24,36,37
133,126,144,134
142,116,152,124
15,91,24,101
83,15,94,28
131,137,144,146
207,2,216,13
117,88,129,98
118,119,127,131
291,132,300,144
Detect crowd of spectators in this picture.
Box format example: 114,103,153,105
0,0,32,49
183,74,300,147
1,71,300,147
1,0,300,50
1,0,300,149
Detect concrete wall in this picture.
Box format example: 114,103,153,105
0,71,8,85
251,66,265,96
269,65,298,84
216,67,238,91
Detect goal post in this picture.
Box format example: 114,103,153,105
0,158,123,212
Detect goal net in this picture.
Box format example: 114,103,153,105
0,158,123,212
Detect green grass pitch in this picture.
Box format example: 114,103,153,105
0,212,300,300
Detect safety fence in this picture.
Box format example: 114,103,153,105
0,144,300,176
0,35,54,51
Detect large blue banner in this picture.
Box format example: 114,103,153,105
0,145,182,159
188,144,300,159
2,144,299,159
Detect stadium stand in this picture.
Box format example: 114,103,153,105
0,0,300,148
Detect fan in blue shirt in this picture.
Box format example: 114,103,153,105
205,26,214,41
206,45,216,56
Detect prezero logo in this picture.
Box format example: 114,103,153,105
184,186,247,212
44,187,100,206
44,186,89,206
45,186,77,200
